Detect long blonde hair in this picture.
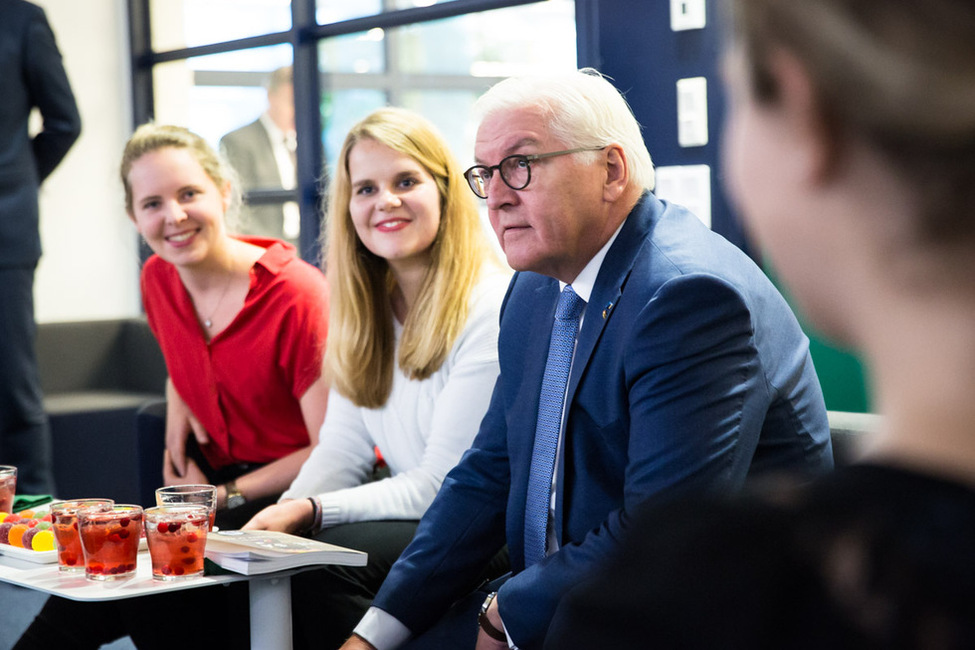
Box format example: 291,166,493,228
324,107,498,407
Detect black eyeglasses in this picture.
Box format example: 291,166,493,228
463,147,604,199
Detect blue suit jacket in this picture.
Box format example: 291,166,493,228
374,193,832,648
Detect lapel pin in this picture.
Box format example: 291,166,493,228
602,302,614,319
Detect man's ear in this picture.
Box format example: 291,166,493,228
603,144,628,202
766,49,838,184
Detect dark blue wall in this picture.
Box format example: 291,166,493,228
577,0,750,257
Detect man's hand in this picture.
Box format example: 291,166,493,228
339,633,377,650
475,595,509,650
242,498,314,534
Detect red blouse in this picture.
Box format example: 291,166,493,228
141,237,329,469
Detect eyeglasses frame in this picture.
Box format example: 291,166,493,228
463,146,605,199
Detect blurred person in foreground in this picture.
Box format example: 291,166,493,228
341,68,832,650
0,0,80,496
546,1,975,648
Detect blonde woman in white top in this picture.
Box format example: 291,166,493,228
243,107,510,649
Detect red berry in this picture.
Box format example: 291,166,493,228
167,522,180,533
119,517,130,527
162,565,172,575
181,546,190,554
157,523,168,534
186,533,198,543
117,529,130,540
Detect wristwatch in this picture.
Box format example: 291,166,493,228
224,480,246,510
478,591,506,642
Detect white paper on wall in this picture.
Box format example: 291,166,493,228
654,164,712,228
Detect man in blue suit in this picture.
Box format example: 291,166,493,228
342,69,832,650
0,0,81,496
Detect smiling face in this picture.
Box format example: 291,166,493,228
474,106,610,283
127,146,231,269
347,138,442,274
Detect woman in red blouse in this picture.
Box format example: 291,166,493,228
123,123,330,528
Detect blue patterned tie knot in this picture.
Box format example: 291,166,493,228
524,285,585,567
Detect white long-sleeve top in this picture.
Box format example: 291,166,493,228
281,270,510,528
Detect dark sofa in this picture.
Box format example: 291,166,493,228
37,318,167,504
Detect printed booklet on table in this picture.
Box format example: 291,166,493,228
205,530,367,575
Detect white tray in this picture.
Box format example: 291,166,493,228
0,536,148,564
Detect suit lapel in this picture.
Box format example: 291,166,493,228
554,193,658,543
565,193,657,402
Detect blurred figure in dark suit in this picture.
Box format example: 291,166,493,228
0,0,81,496
219,65,299,246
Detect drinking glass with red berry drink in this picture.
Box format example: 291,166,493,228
144,505,209,580
78,504,143,580
155,484,217,530
0,466,16,514
50,499,114,572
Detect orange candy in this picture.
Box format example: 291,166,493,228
8,523,29,548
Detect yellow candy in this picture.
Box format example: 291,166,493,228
30,529,55,552
0,512,8,523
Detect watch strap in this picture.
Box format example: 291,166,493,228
225,479,246,510
478,591,506,642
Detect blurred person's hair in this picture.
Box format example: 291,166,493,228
729,0,975,246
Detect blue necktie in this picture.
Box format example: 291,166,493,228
524,285,586,567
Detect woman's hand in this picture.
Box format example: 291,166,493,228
162,451,209,486
164,378,211,478
241,498,315,534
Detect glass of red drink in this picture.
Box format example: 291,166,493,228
50,499,115,572
78,504,143,581
0,466,15,514
155,484,217,530
144,505,209,580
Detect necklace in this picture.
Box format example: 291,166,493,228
202,272,234,329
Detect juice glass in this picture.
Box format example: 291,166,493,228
0,466,15,514
144,505,209,580
155,484,217,530
78,504,143,580
50,499,114,572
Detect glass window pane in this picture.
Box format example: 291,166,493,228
320,31,385,75
322,89,388,170
317,0,381,24
152,52,300,243
395,1,576,76
151,46,293,147
151,0,291,51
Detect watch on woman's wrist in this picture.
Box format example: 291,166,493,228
224,480,246,510
478,591,506,642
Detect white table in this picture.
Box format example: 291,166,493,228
0,550,306,650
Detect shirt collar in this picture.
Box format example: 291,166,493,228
558,219,626,303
